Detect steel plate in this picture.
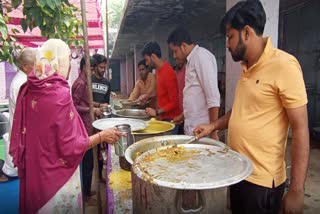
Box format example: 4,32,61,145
92,118,147,131
113,109,150,119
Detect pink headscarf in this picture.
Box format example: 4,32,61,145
10,39,89,214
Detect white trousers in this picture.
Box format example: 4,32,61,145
2,133,18,177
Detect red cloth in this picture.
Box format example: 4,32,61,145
176,66,186,113
156,62,180,120
72,71,93,135
10,74,89,214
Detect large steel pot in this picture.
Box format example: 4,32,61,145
126,136,253,214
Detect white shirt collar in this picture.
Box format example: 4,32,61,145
187,44,199,62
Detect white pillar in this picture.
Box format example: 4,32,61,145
225,0,280,111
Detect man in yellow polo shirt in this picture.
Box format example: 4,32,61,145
194,1,309,214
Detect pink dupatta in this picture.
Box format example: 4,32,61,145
10,39,89,214
10,74,89,214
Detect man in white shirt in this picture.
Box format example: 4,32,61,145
0,48,36,182
167,27,220,139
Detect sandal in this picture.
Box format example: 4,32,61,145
0,159,9,182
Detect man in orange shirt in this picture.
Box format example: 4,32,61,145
142,42,180,133
128,59,156,108
195,1,309,214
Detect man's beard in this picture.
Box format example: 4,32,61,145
148,59,156,70
140,73,147,80
230,34,246,62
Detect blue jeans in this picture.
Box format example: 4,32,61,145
163,119,179,134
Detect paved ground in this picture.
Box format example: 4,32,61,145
289,139,320,213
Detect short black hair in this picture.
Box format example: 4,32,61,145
141,42,161,58
167,27,193,46
80,57,97,71
220,0,266,36
138,59,147,67
92,53,107,64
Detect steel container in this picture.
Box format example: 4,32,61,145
114,124,134,156
126,136,253,214
114,124,135,171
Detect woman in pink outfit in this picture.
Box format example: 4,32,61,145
10,39,122,214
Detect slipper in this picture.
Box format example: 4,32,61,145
0,174,8,182
0,159,9,182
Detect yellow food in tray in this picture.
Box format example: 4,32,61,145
133,118,174,134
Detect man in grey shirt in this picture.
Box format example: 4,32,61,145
167,27,220,139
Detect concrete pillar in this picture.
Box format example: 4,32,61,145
133,46,143,82
152,26,169,61
225,0,280,111
134,45,138,82
120,59,126,95
125,54,134,96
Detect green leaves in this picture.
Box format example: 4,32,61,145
46,0,55,10
19,1,83,47
20,19,27,32
0,0,83,63
39,0,47,8
12,0,22,9
0,25,8,40
0,14,18,63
